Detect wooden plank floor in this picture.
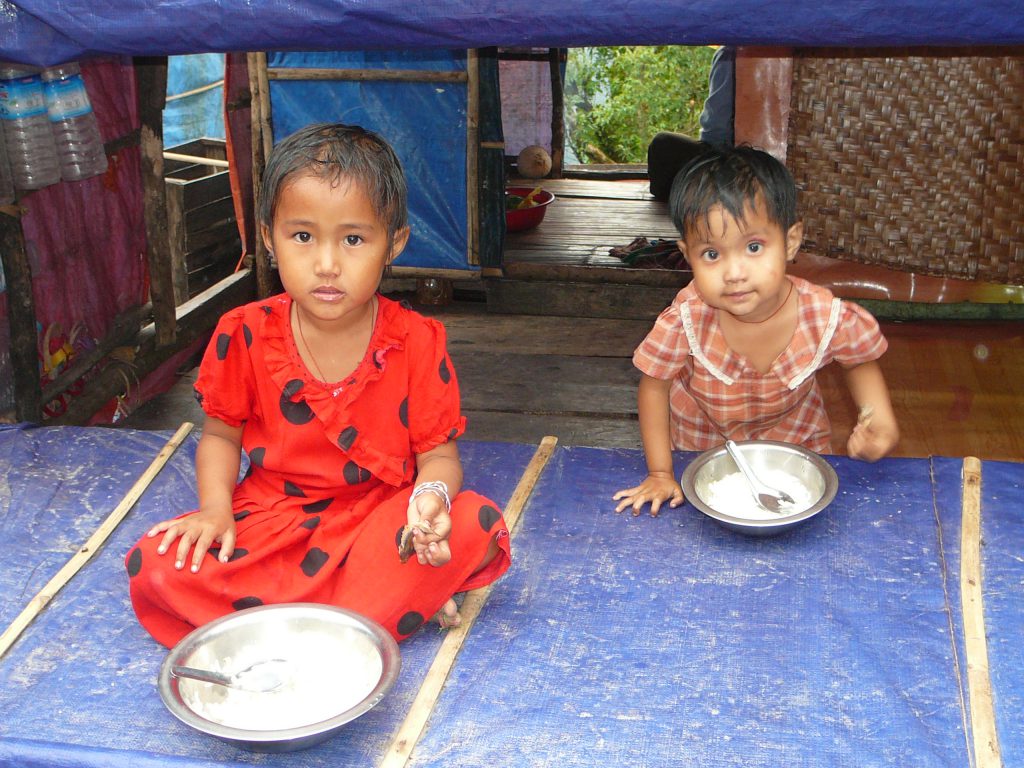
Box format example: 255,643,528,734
503,179,677,271
123,297,1024,462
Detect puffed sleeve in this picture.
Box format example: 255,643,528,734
633,300,691,380
193,307,258,427
406,316,466,455
831,300,888,366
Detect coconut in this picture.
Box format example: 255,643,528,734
516,145,552,179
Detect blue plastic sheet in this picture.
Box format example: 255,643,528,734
2,427,1022,767
0,425,537,768
416,447,975,767
2,1,1022,67
164,54,226,149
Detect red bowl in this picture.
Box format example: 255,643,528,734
505,186,555,232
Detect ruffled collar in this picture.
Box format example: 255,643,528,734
677,277,837,388
257,293,412,485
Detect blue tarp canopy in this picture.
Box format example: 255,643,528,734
3,0,1024,67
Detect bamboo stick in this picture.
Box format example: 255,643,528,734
162,151,230,169
378,436,558,768
960,457,1002,768
0,422,195,659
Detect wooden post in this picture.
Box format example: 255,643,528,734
247,51,277,299
134,56,178,347
548,48,565,179
466,49,480,266
734,47,794,163
0,205,42,422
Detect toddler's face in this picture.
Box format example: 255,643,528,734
263,171,408,326
677,197,802,322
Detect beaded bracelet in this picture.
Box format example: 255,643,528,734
410,480,451,514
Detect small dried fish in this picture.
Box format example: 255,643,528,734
398,521,434,563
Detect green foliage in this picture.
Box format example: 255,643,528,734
565,46,716,164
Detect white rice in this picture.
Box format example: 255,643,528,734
702,470,815,521
180,636,383,732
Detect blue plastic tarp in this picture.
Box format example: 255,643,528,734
2,1,1023,68
164,54,226,149
3,427,1024,766
267,51,469,271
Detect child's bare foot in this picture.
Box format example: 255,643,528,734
432,598,461,629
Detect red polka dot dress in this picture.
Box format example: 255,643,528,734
126,294,511,648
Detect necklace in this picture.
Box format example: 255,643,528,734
733,280,793,324
294,297,377,383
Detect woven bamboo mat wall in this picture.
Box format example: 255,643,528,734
787,48,1023,284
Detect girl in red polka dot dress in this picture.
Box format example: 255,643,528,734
126,123,510,647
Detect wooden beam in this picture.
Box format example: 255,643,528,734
0,205,42,421
41,303,153,405
268,67,467,83
134,56,178,346
48,270,254,426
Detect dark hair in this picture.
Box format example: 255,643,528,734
668,144,798,239
258,123,408,244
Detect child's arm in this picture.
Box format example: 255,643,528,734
612,374,684,516
147,415,243,573
843,360,899,462
407,440,463,566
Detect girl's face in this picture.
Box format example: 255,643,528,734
261,172,408,328
678,197,803,322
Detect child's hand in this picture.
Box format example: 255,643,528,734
612,472,684,516
847,404,899,462
406,489,453,567
147,508,236,573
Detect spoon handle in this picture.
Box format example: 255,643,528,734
725,440,762,491
171,664,233,687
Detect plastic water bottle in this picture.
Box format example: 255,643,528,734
0,63,61,191
0,121,15,204
41,61,108,182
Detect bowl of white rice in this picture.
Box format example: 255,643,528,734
681,440,839,536
158,603,400,752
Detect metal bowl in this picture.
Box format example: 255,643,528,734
158,603,400,752
681,440,839,536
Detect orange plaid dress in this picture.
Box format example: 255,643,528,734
634,276,887,452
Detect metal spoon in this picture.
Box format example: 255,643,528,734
724,440,796,514
171,658,289,693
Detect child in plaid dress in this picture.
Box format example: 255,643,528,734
614,145,899,516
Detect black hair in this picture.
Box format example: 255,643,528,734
258,123,408,245
668,144,798,239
